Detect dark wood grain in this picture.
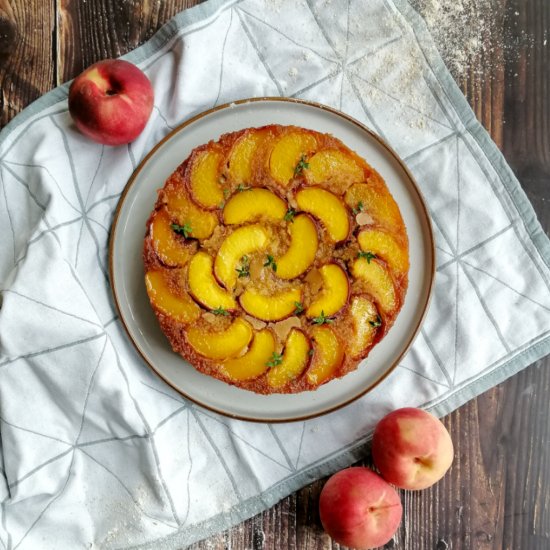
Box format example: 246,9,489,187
0,0,55,127
1,1,548,549
57,0,201,83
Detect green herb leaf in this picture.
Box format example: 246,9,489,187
312,311,333,325
170,223,193,239
294,301,304,315
369,315,382,328
263,254,277,272
358,251,377,263
284,208,297,222
352,201,364,215
294,155,310,176
223,187,230,198
308,349,315,357
218,201,225,209
236,183,251,192
236,255,250,278
211,306,230,316
266,352,283,368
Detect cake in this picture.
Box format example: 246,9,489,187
143,125,409,394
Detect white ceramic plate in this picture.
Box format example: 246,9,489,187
110,98,435,423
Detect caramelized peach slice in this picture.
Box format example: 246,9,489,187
358,229,409,276
240,287,302,322
306,326,344,386
214,225,269,290
352,258,397,314
223,188,286,224
306,264,349,318
267,329,311,389
269,132,317,185
188,251,237,311
295,187,349,242
150,208,195,267
276,214,318,280
186,317,253,360
145,270,200,324
306,149,364,185
228,130,266,184
348,295,379,358
219,329,276,381
189,149,224,208
345,183,404,230
163,187,218,240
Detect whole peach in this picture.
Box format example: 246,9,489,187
319,467,402,549
68,59,154,146
372,407,454,490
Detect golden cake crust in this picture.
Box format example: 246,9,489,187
143,125,409,394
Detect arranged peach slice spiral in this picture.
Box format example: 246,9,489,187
189,149,224,208
149,208,195,267
220,329,276,381
267,329,311,389
306,264,349,319
358,229,409,276
223,188,286,224
306,149,365,185
145,270,200,324
240,286,302,322
295,187,350,242
306,326,345,386
227,129,267,184
348,295,380,358
163,185,218,240
276,214,318,280
186,318,253,360
144,124,409,394
352,257,397,315
269,131,317,185
188,251,237,311
214,225,269,290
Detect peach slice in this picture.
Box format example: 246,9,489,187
219,329,276,381
149,208,195,267
352,258,397,314
266,329,311,389
240,287,302,322
345,183,404,230
189,149,224,208
306,149,365,185
358,229,409,276
269,132,317,185
186,317,253,360
227,130,266,184
306,264,349,318
214,224,269,290
188,251,237,311
223,188,286,224
295,187,349,242
145,270,200,324
306,326,344,386
348,295,379,358
163,187,218,240
276,214,318,280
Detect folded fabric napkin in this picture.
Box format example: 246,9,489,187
1,0,549,548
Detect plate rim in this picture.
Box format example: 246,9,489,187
108,96,436,423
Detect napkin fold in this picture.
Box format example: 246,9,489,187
1,0,550,548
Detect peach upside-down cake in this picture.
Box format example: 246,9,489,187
143,125,409,394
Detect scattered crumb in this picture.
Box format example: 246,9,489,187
288,67,299,80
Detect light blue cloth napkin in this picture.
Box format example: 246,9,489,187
1,0,549,548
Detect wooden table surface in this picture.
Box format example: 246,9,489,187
1,1,549,548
